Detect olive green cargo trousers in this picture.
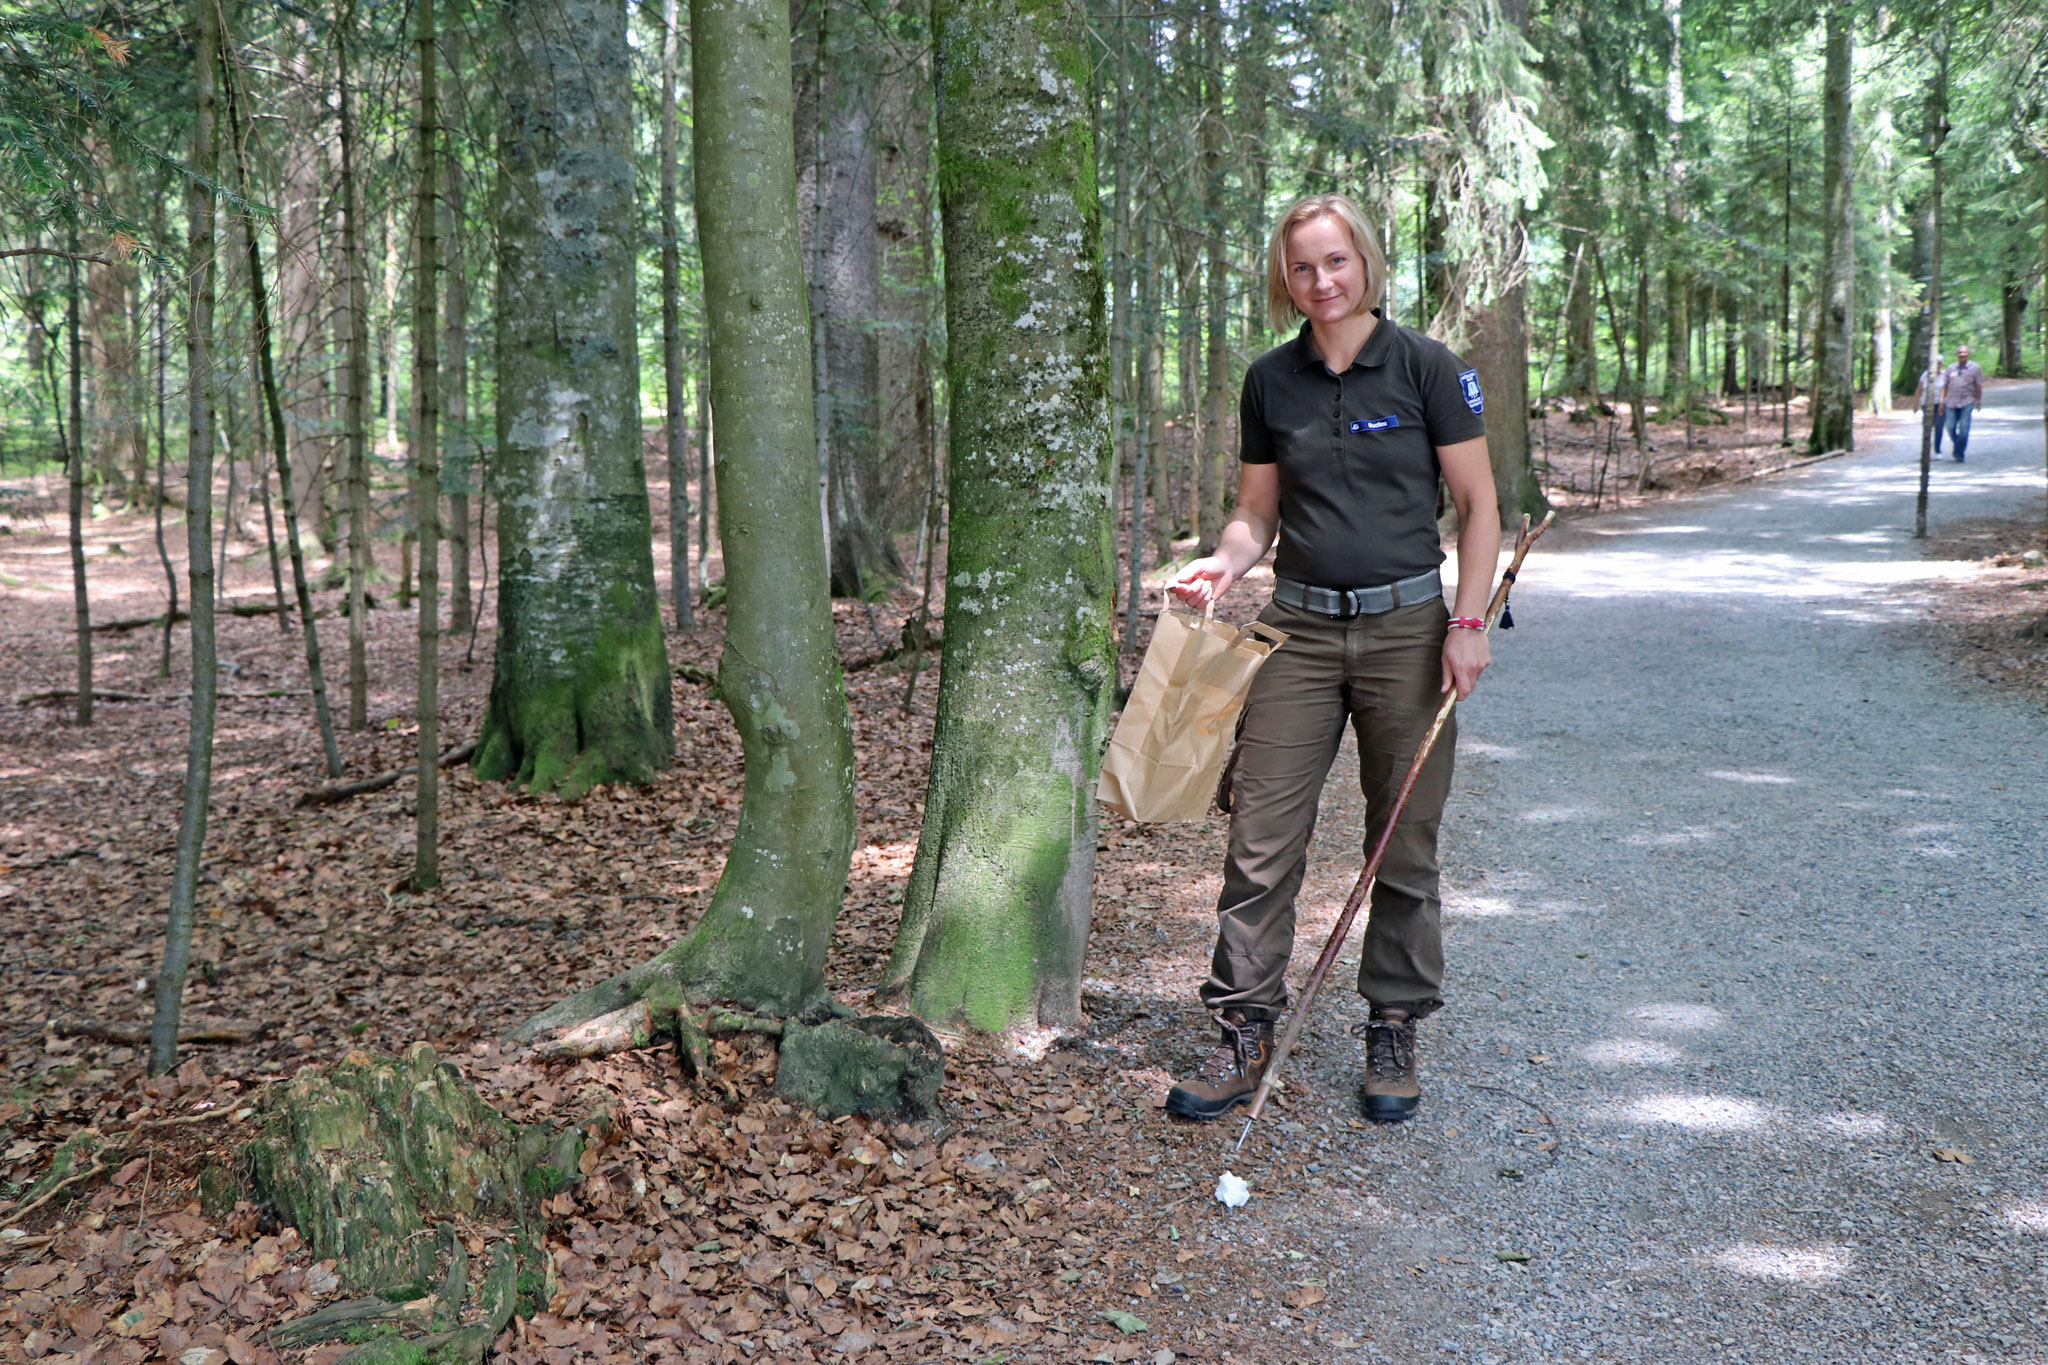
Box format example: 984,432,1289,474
1198,596,1455,1020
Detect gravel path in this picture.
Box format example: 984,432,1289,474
1249,383,2048,1365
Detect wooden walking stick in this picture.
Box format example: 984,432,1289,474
1234,511,1556,1154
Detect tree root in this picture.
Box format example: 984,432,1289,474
271,1234,520,1365
516,981,944,1117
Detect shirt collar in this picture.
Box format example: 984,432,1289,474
1289,309,1394,374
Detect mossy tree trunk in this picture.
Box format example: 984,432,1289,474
513,0,856,1040
879,0,1115,1035
477,0,673,800
1808,9,1855,454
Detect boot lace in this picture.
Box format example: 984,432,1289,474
1192,1014,1259,1085
1353,1016,1415,1082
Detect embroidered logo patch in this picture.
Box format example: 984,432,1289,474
1458,369,1484,414
1349,415,1401,433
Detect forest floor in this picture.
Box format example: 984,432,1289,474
0,382,2042,1365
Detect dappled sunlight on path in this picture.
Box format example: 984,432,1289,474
1236,382,2048,1362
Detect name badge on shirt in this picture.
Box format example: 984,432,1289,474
1459,369,1484,414
1350,415,1401,432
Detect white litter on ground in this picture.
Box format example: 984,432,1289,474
1214,1170,1250,1208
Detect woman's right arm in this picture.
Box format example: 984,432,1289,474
1169,463,1280,610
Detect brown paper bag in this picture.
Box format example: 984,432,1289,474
1097,608,1287,823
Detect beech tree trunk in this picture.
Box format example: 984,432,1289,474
515,0,856,1035
880,0,1115,1034
1808,9,1854,454
659,0,693,631
153,0,221,1076
478,0,673,800
817,2,900,598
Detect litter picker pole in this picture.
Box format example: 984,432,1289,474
1235,511,1555,1154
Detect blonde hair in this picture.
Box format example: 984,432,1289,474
1265,194,1388,333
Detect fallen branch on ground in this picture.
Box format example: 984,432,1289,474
295,739,477,808
15,687,310,705
92,599,285,632
50,1017,268,1045
1724,447,1849,485
0,1156,106,1228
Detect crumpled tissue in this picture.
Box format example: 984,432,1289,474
1214,1170,1250,1208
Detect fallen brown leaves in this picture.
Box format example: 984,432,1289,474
1913,495,2048,706
1,483,1330,1364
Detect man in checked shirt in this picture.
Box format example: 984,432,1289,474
1938,344,1986,462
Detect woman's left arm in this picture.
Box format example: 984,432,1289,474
1436,436,1503,700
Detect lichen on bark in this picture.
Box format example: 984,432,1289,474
479,0,672,800
879,0,1115,1035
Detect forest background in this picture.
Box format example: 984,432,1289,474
1,0,2046,1360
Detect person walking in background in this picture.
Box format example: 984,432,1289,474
1915,361,1949,453
1939,344,1986,462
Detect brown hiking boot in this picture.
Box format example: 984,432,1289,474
1356,1008,1421,1122
1164,1010,1274,1121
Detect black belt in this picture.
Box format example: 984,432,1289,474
1273,568,1442,619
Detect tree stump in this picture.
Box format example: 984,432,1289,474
210,1045,576,1299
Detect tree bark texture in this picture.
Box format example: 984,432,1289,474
84,240,142,492
881,0,1115,1034
277,45,336,549
479,0,674,800
817,4,900,598
1467,254,1547,526
154,0,221,1077
659,0,694,631
1808,9,1854,454
444,26,473,637
516,0,855,1034
339,4,372,731
1469,0,1547,526
223,39,345,777
1897,186,1934,396
1999,280,2028,377
414,0,442,889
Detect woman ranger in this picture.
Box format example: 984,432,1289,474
1164,194,1501,1123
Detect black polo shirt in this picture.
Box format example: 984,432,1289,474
1241,313,1487,589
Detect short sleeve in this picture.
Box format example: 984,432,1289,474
1419,340,1488,446
1239,368,1274,465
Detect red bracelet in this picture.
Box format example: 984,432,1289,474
1447,617,1485,631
